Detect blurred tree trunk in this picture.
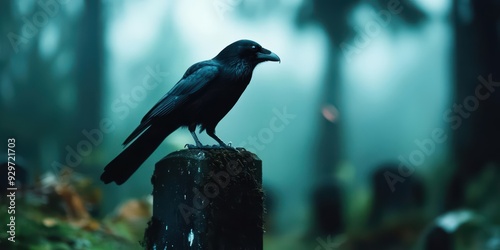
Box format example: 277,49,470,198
0,1,103,177
447,0,500,209
298,0,360,178
73,1,103,144
0,1,54,176
298,0,425,178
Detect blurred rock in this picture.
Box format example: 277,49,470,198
419,210,490,250
369,163,425,227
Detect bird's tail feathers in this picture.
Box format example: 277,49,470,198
123,122,151,146
100,123,176,185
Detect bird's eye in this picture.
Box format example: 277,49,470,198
251,45,259,51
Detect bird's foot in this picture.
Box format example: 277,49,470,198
185,144,205,149
185,142,236,150
184,144,226,149
212,142,237,150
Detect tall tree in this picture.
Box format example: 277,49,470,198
447,0,500,210
297,0,426,178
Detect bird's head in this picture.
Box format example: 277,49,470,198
214,40,280,66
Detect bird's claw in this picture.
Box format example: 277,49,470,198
215,142,237,151
185,142,236,150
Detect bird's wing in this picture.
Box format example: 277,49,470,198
122,61,220,146
142,61,220,121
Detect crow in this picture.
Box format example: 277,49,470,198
100,40,280,185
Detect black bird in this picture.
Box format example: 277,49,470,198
101,40,280,185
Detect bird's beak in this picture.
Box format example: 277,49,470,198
257,48,281,63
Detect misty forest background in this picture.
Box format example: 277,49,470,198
1,0,500,249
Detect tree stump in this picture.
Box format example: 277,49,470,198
142,148,263,250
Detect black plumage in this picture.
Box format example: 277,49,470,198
101,40,280,185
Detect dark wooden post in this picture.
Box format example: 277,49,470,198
142,148,263,250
